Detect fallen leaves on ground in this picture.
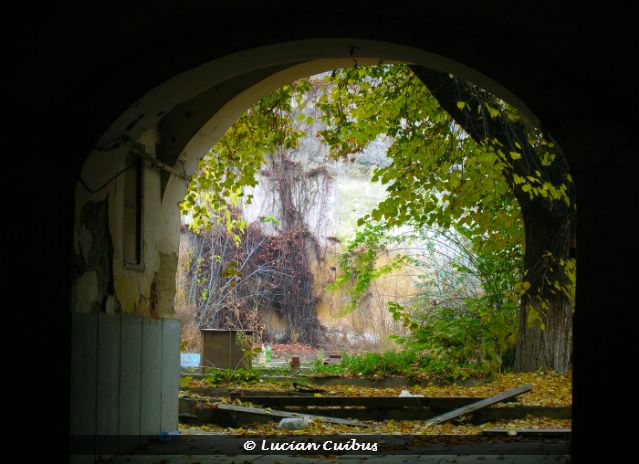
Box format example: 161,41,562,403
410,370,572,407
181,369,571,407
179,415,571,436
179,369,571,436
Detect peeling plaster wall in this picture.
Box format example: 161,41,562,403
72,129,182,438
73,128,180,318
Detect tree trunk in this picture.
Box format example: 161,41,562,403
514,202,573,373
411,65,575,373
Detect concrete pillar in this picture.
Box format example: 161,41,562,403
161,319,181,432
118,315,142,435
140,318,163,435
96,314,120,434
70,313,97,435
70,313,181,448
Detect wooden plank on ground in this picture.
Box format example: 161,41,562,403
229,389,314,399
214,402,372,427
179,397,568,423
273,405,570,422
424,384,532,425
243,396,481,408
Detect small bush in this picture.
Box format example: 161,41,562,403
310,359,346,375
308,349,484,381
204,368,260,384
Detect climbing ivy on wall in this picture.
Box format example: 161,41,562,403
180,78,332,344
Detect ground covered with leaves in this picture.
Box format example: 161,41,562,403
179,370,571,435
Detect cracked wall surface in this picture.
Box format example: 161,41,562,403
71,128,182,438
73,128,179,318
73,200,115,313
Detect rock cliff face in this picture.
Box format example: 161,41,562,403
176,120,416,348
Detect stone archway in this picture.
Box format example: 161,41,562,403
76,39,545,328
73,40,555,439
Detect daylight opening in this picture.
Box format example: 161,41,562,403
175,64,574,434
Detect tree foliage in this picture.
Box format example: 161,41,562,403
316,65,523,251
408,67,575,372
181,80,313,234
180,64,575,373
316,64,574,373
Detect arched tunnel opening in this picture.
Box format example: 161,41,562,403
71,41,577,455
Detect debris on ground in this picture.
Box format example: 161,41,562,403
178,370,572,435
277,416,313,430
